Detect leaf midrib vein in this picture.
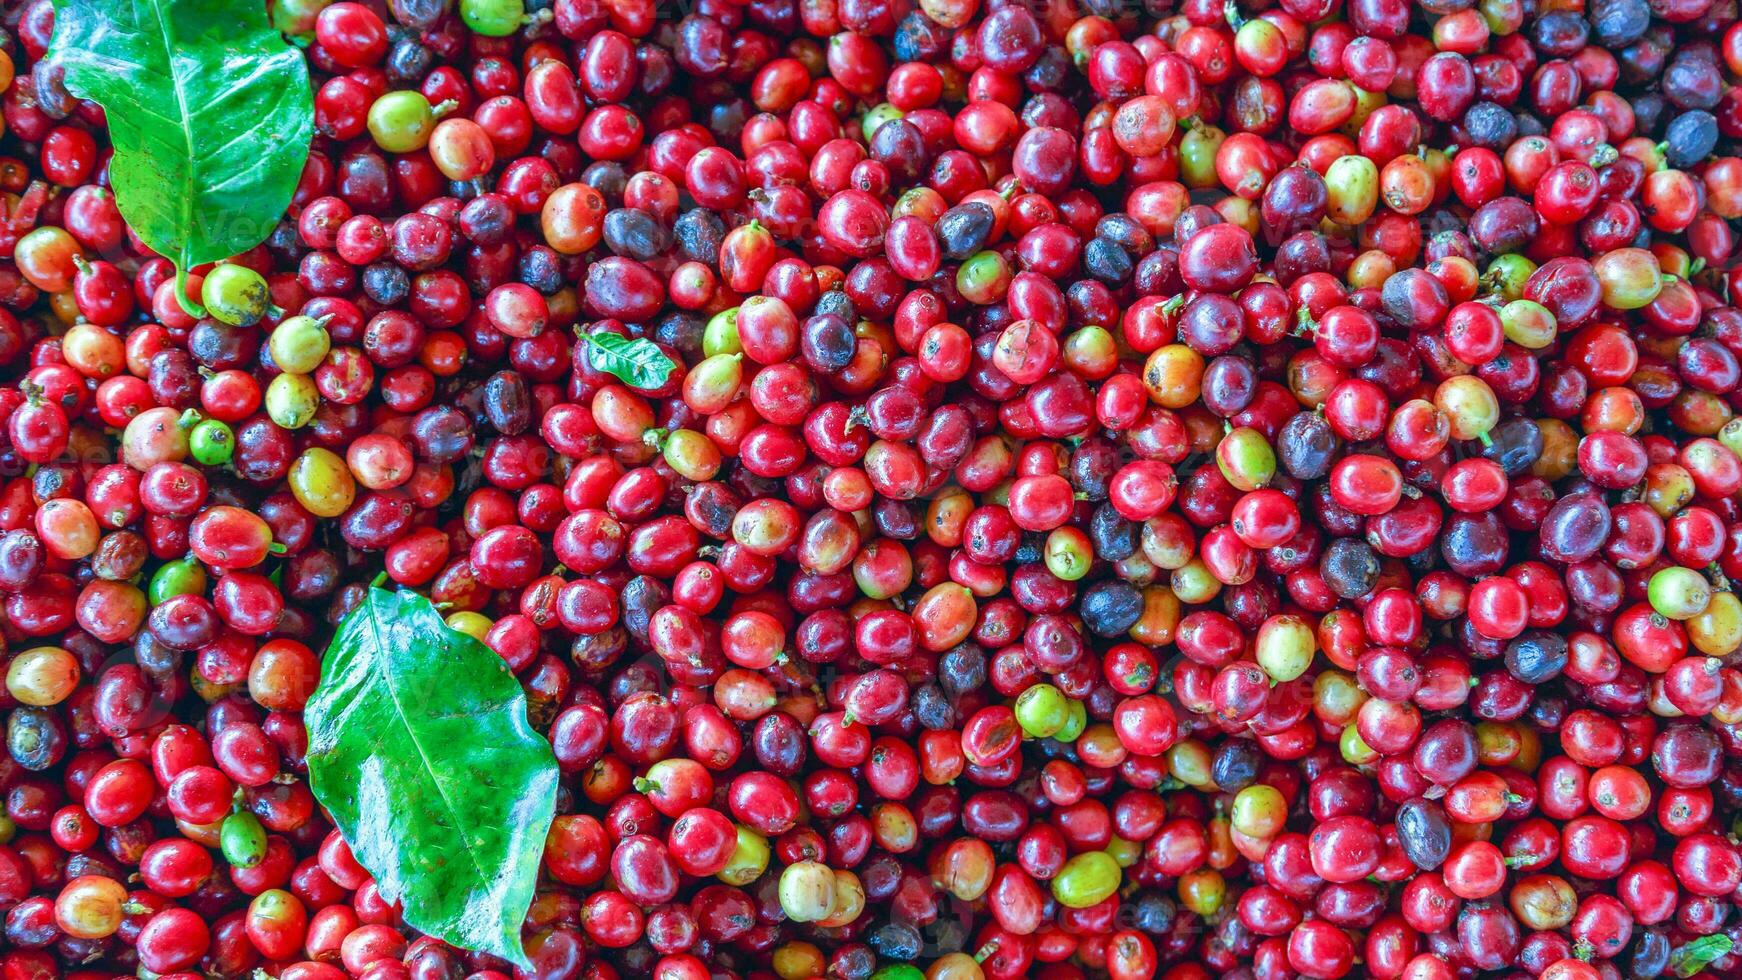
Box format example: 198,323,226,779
361,593,497,906
139,0,195,270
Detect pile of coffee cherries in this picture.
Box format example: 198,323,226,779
3,0,1742,976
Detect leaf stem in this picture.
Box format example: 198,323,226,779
174,263,206,319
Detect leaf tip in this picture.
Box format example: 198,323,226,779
501,936,534,973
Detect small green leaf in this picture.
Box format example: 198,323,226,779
305,587,557,968
586,332,677,390
48,0,314,315
1672,935,1734,977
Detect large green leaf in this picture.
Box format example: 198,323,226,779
48,0,313,310
305,587,557,968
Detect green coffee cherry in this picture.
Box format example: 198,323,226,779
861,103,905,141
956,251,1011,305
1055,698,1088,742
1255,614,1316,683
1499,299,1557,350
1180,124,1225,189
1014,682,1069,738
717,825,769,885
1216,426,1276,491
1044,527,1093,581
269,314,332,374
703,308,743,357
461,0,525,36
1324,154,1379,225
200,264,270,327
368,91,444,153
148,557,207,604
265,373,319,429
1483,254,1537,302
1649,565,1712,621
1340,723,1379,765
188,419,234,466
1051,851,1122,908
221,811,268,868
